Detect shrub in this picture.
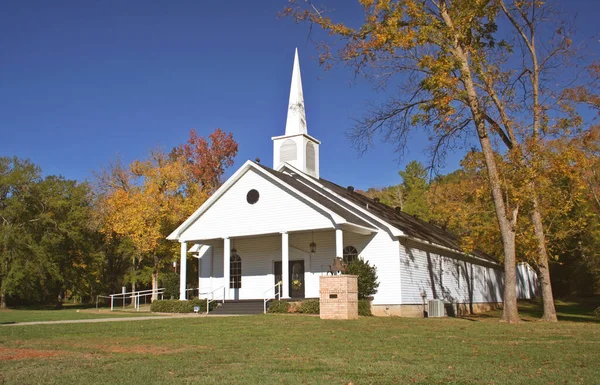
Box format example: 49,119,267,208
346,258,380,300
298,299,320,314
358,299,372,316
150,299,216,313
267,300,290,313
160,272,180,299
595,306,600,318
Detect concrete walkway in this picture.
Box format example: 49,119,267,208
1,313,242,327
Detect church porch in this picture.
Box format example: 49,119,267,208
179,227,373,302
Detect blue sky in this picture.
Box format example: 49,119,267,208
1,1,598,190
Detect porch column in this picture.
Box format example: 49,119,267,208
197,251,201,296
335,227,344,258
179,241,187,300
223,237,230,300
281,231,290,299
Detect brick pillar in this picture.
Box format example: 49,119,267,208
319,275,358,320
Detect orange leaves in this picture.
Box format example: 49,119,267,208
98,129,238,261
178,128,238,194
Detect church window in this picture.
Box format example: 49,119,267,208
280,139,297,162
230,253,242,289
343,246,358,264
246,189,259,204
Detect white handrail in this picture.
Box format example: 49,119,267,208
109,288,165,311
263,282,282,314
131,290,165,312
206,286,226,314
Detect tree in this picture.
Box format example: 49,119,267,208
96,129,238,300
285,0,523,322
398,160,430,220
0,157,41,308
285,0,583,322
1,157,101,308
346,258,379,300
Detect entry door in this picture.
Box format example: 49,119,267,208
274,260,305,299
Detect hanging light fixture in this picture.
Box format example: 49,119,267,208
231,240,237,254
309,231,317,253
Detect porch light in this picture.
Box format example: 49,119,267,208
310,231,317,253
231,247,237,254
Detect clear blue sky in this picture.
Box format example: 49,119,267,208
1,1,597,190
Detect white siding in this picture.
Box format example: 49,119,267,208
344,231,402,305
516,263,538,299
400,239,504,304
180,168,334,241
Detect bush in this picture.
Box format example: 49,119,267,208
346,258,379,300
358,299,372,316
159,272,180,299
298,299,320,314
595,306,600,318
150,299,216,313
267,300,290,313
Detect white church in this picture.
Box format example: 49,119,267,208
167,49,538,316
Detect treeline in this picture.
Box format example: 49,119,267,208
0,129,237,308
363,132,600,297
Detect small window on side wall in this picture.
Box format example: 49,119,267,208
343,246,358,264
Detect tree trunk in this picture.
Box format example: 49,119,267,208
530,194,558,322
152,253,159,302
0,290,6,309
439,1,520,323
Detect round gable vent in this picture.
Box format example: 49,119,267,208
246,189,259,204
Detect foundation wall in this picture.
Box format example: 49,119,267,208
371,302,503,317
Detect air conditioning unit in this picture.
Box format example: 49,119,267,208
428,299,445,317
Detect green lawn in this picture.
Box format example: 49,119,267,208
0,305,156,324
0,301,598,385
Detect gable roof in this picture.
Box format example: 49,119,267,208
267,162,496,263
317,178,494,261
256,164,374,230
167,160,376,240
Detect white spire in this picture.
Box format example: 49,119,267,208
285,48,307,136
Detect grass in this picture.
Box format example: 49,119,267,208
0,304,157,324
0,300,598,385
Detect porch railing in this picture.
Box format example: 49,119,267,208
206,286,225,314
263,282,282,314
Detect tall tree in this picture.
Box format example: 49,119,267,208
285,0,523,322
398,160,430,220
0,157,41,308
97,129,238,299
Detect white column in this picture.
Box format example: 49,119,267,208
281,232,290,299
224,238,231,300
179,241,187,300
335,227,344,258
197,253,201,297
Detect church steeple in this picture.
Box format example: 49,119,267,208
272,49,321,179
285,48,307,136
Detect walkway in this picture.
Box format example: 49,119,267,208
1,313,242,327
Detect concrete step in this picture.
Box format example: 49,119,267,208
209,300,264,315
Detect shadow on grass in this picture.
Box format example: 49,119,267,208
517,298,600,323
456,298,599,323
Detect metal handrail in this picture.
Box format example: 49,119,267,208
109,288,165,311
206,286,225,314
263,282,282,314
132,290,165,312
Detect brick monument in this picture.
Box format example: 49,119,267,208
319,275,359,320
